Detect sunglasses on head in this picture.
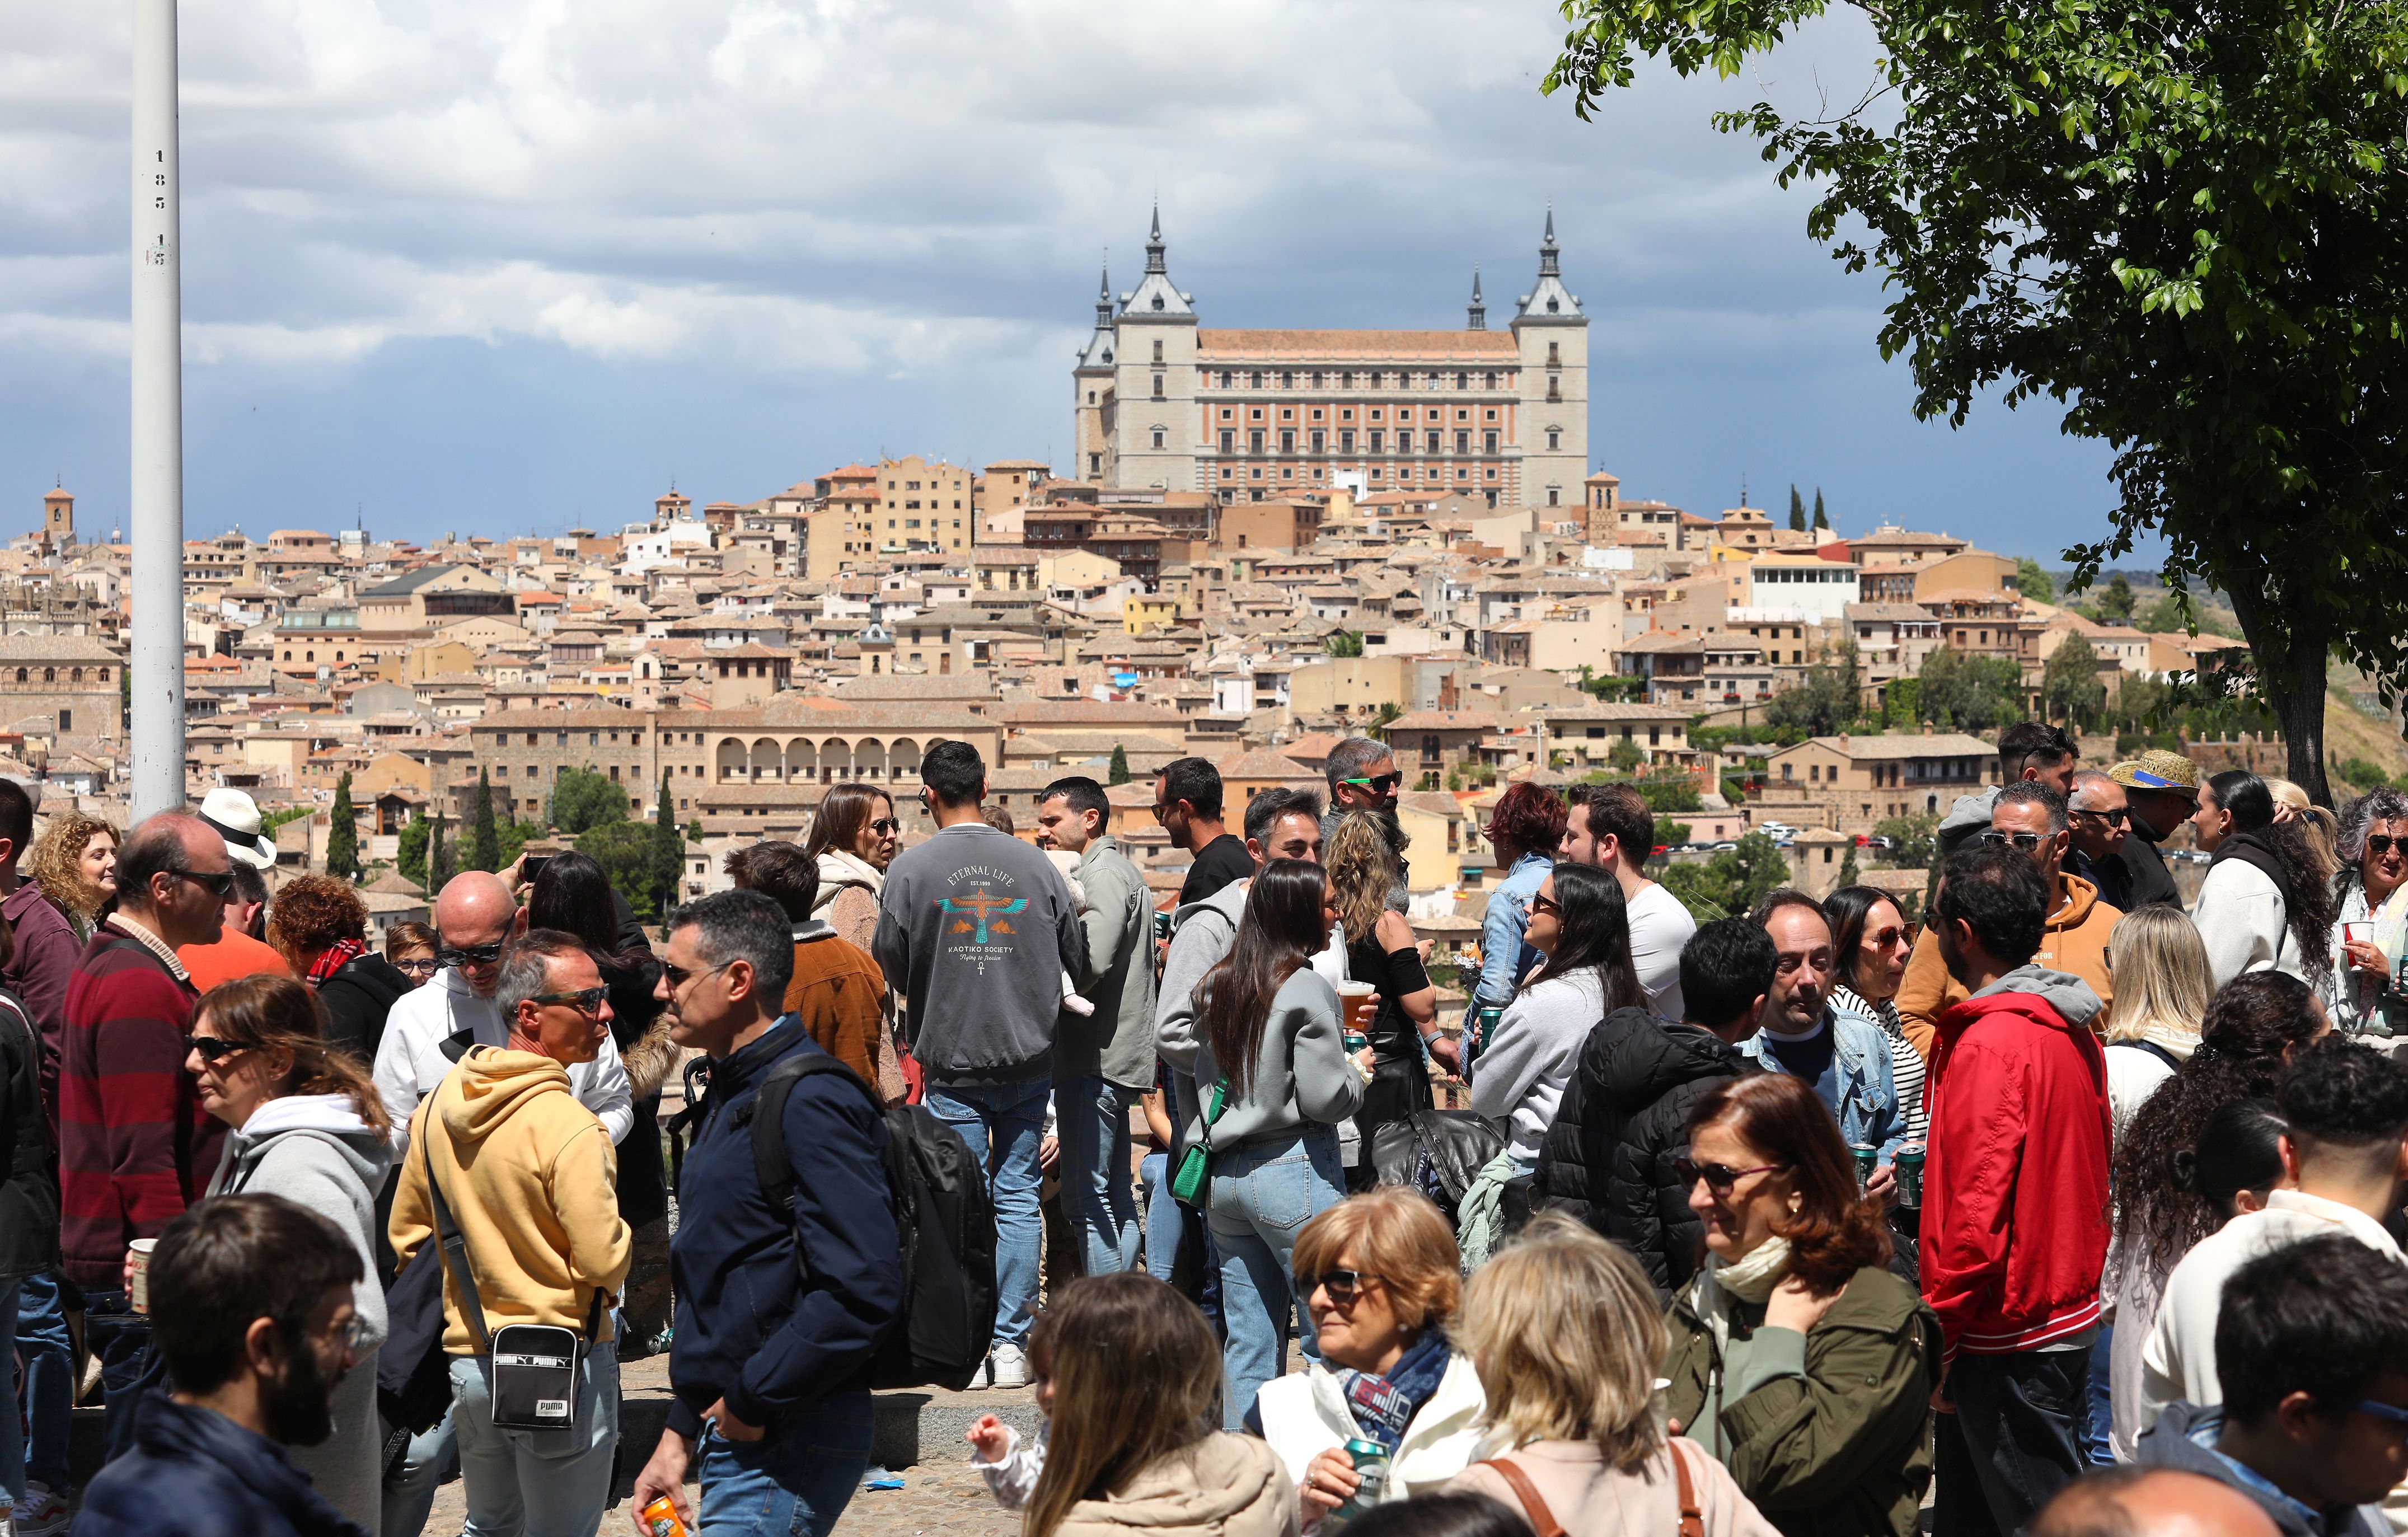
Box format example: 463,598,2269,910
437,941,506,968
1342,772,1403,794
184,1034,250,1063
1976,830,2047,850
1304,1268,1381,1305
1674,1157,1789,1195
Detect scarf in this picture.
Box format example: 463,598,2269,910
305,936,366,986
1687,1237,1793,1356
1336,1327,1453,1454
813,849,883,915
1455,1150,1527,1273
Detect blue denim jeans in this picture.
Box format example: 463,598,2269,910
2084,1325,2116,1466
1206,1126,1344,1430
83,1288,162,1466
381,1403,460,1537
924,1078,1048,1349
1057,1075,1141,1277
696,1390,874,1536
448,1340,620,1537
0,1279,21,1503
1141,1153,1179,1281
15,1272,72,1493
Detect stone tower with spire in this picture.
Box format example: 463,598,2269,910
1467,269,1486,331
1512,209,1589,510
1072,261,1118,486
1088,205,1199,489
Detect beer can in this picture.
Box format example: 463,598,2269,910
1849,1143,1878,1193
1333,1437,1389,1519
1894,1143,1926,1207
1153,910,1173,945
641,1495,689,1537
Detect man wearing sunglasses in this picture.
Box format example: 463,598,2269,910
1936,721,2080,859
2065,769,2144,911
2105,751,2198,910
58,812,237,1461
1321,738,1411,905
2135,1234,2408,1537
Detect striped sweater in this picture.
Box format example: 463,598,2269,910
58,925,219,1289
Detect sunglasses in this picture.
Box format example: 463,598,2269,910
1865,925,1914,949
184,1034,251,1063
528,986,608,1016
437,941,506,968
662,958,734,992
2370,836,2408,856
1674,1158,1789,1195
171,866,237,899
1976,831,2048,850
1530,893,1564,918
868,818,900,837
2070,807,2129,825
1303,1268,1382,1305
1341,772,1403,794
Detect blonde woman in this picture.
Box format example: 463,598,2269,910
1448,1213,1777,1537
26,812,118,939
2266,777,2342,883
1328,812,1444,1186
2100,906,2215,1146
1026,1273,1294,1537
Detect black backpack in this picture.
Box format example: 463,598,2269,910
742,1052,997,1393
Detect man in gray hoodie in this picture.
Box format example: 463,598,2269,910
873,739,1084,1389
1935,721,2081,857
1035,775,1157,1277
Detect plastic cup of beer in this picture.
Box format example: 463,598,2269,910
128,1239,158,1314
1337,981,1377,1039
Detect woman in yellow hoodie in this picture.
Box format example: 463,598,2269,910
387,931,633,1535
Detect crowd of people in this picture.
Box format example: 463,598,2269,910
8,723,2408,1537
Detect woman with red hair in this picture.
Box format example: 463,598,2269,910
1662,1072,1942,1537
1468,783,1568,1039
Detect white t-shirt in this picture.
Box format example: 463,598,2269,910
1627,880,1697,1021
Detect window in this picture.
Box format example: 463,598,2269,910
1548,341,1561,364
1455,372,1468,388
1152,429,1166,449
1152,339,1163,363
58,710,69,733
1455,430,1469,452
1250,371,1264,387
1311,430,1325,451
1369,429,1384,452
1369,407,1382,421
1221,429,1235,452
1151,373,1164,399
1340,429,1355,451
1341,372,1353,388
1250,430,1264,452
1548,429,1561,451
1426,430,1440,452
1484,371,1498,387
1280,371,1294,387
1280,407,1294,421
1311,372,1324,387
1281,430,1295,451
41,669,52,682
1484,431,1498,452
1548,487,1561,507
1220,407,1233,420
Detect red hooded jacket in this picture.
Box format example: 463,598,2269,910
1919,968,2111,1361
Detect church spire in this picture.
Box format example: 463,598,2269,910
1095,259,1113,325
1145,203,1167,275
1539,206,1560,278
1467,267,1486,331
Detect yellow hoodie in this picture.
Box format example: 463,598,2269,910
389,1046,631,1353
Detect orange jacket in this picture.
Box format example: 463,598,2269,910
1898,872,2121,1059
783,926,890,1101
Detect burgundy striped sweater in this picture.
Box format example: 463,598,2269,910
58,925,219,1290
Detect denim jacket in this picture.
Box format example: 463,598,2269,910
1474,851,1554,1014
1738,1002,1905,1168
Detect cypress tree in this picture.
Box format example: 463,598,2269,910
1108,743,1131,785
649,777,683,918
470,768,501,873
325,772,360,880
1812,488,1829,531
428,807,450,891
1788,484,1806,531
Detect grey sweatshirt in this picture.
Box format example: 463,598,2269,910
1188,968,1365,1149
874,822,1086,1086
1469,970,1608,1162
206,1093,392,1533
1937,785,2003,857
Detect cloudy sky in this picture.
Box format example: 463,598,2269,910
2,0,2124,560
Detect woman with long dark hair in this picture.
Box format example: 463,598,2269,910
1822,886,1926,1147
2102,973,2324,1460
2326,786,2408,1036
1470,863,1645,1169
1661,1073,1940,1537
2191,770,2338,989
1329,812,1442,1188
526,850,678,1344
1191,859,1366,1428
803,782,900,955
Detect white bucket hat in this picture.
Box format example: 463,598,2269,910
196,787,279,869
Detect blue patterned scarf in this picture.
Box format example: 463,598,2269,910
1336,1327,1453,1454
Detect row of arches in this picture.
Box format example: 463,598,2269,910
11,666,107,684
710,735,928,785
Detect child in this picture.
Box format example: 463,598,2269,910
1002,1274,1292,1537
968,1312,1057,1507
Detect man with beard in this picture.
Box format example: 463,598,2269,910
1321,737,1411,908
76,1192,371,1537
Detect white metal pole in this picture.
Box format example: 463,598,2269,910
129,0,185,820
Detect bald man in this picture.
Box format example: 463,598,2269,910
370,870,633,1156
2031,1468,2279,1537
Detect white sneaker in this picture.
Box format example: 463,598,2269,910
990,1341,1029,1389
15,1484,69,1537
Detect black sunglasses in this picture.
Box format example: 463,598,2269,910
868,818,900,837
1530,893,1564,918
2071,806,2129,826
527,986,608,1017
184,1034,251,1063
1341,772,1403,794
1674,1158,1790,1194
1304,1268,1382,1305
1976,830,2047,850
170,866,237,899
662,958,733,992
437,941,506,968
2370,836,2408,856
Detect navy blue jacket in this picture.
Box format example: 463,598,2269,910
75,1394,368,1537
667,1016,901,1438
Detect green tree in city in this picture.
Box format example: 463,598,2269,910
397,810,432,889
2017,559,2056,605
2097,572,2138,624
1884,677,1921,729
1324,630,1365,658
1917,646,2022,730
1873,813,1941,869
1543,0,2408,805
1811,488,1828,531
427,808,451,890
1606,738,1645,773
577,822,665,924
550,768,629,836
1789,484,1807,531
1368,701,1403,740
648,777,683,917
1108,744,1131,785
686,819,704,844
324,773,360,882
1764,640,1864,738
2043,632,2110,730
1838,844,1862,890
469,769,500,873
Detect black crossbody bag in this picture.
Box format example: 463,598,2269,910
425,1137,605,1432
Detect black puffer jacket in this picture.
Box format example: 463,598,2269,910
1534,1006,1751,1301
317,953,415,1069
0,987,58,1285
